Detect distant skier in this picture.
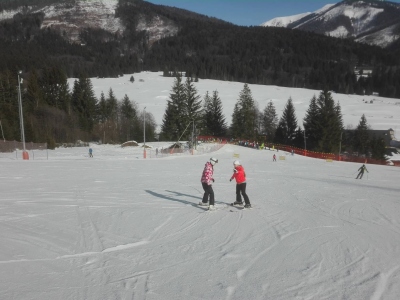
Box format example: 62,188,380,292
356,164,368,179
199,157,218,210
230,160,252,208
89,148,93,158
273,154,276,162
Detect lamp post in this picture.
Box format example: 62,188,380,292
17,71,29,160
0,120,5,141
191,119,194,154
339,131,343,161
143,107,146,159
303,127,307,156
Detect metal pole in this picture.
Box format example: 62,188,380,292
17,71,28,159
192,119,194,154
303,127,306,156
143,107,146,159
339,131,343,160
0,120,5,141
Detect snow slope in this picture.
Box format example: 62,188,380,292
260,12,311,28
1,143,400,299
67,72,400,136
261,4,335,28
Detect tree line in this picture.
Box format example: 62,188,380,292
161,74,386,160
0,66,386,160
1,0,400,98
0,67,156,147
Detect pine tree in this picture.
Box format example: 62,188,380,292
230,83,257,139
315,90,343,153
274,97,298,145
303,95,319,150
370,136,386,160
71,75,97,132
97,91,107,124
262,100,278,142
106,88,118,124
40,66,70,111
203,90,227,137
119,94,137,141
25,69,42,112
161,75,186,140
354,114,370,155
202,91,212,135
183,76,203,139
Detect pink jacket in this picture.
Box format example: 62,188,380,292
201,162,214,185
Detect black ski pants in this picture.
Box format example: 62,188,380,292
201,182,215,205
236,182,250,205
356,171,364,179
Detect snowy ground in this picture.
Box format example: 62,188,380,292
1,143,400,299
67,72,400,137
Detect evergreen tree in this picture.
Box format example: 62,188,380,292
183,76,203,139
315,90,343,153
25,69,42,112
119,94,137,141
203,90,227,137
40,66,70,110
106,88,118,124
274,97,298,145
354,114,370,155
262,100,278,142
161,75,186,140
370,136,386,160
71,75,97,132
230,83,257,139
303,95,319,150
97,91,107,124
202,91,212,135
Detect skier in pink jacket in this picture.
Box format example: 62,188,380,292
199,157,218,210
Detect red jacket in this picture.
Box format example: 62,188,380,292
231,165,246,184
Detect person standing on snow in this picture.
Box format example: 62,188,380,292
89,148,93,158
199,157,218,210
356,164,369,179
273,154,276,162
230,160,252,208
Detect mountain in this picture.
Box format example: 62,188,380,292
0,0,400,96
261,0,400,48
0,0,227,45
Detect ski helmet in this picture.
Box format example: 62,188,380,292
210,157,218,165
233,160,240,166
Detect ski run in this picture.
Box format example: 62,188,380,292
1,142,400,300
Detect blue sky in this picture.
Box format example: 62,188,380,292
146,0,400,26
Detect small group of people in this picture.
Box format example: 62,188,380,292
200,157,252,211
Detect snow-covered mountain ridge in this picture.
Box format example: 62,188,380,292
0,0,177,44
261,0,400,48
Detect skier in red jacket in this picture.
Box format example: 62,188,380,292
230,160,252,208
199,157,218,210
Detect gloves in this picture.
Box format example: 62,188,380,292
229,178,232,182
212,178,215,182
